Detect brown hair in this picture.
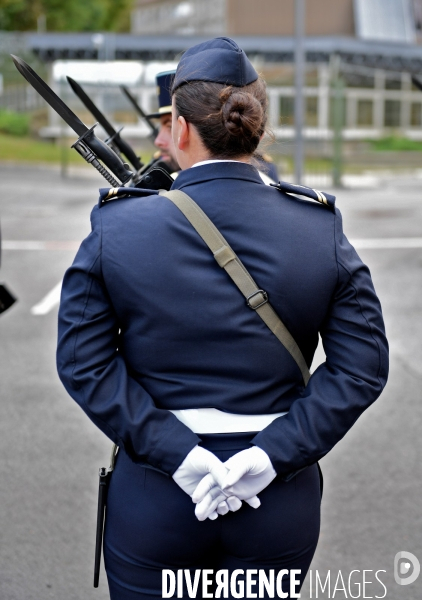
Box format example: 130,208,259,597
172,78,268,159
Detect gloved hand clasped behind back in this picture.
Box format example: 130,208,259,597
172,446,242,520
192,446,276,520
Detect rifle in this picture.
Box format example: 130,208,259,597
120,85,159,142
0,228,17,315
67,76,143,172
0,285,16,314
11,56,173,191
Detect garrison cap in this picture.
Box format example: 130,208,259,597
147,70,175,119
172,37,258,92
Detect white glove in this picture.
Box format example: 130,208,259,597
193,447,276,517
223,447,277,499
191,472,244,520
172,446,229,520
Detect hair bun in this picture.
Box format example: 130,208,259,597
173,78,268,158
220,88,263,140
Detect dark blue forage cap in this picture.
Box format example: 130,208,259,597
147,70,175,118
172,37,258,92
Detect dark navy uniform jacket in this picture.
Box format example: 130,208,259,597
57,162,388,478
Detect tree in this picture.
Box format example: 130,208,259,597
0,0,133,32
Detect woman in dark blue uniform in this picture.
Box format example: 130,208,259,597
57,37,388,599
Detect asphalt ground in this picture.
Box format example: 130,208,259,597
0,164,421,599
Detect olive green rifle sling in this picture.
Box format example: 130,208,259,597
161,189,311,387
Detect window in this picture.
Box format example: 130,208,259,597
306,97,318,127
384,100,401,127
354,0,416,43
357,100,374,126
173,2,193,18
411,102,422,126
385,78,402,90
279,97,294,126
343,73,374,89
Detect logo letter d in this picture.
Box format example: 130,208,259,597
394,551,420,586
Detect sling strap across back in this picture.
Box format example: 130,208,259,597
161,189,311,386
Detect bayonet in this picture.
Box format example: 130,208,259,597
120,85,159,140
11,55,133,186
67,76,143,172
411,75,422,91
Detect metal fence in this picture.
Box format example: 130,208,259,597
1,41,422,186
0,83,46,112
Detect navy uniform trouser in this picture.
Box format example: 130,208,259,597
104,433,321,599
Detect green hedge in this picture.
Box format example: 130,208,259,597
369,136,422,152
0,110,30,136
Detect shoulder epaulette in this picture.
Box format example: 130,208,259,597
98,187,159,207
270,181,336,211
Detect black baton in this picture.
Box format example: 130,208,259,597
94,445,118,588
93,467,110,587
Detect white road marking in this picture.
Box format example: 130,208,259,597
2,240,80,251
351,237,422,249
3,241,46,250
30,281,62,316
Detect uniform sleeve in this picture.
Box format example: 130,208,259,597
253,208,389,477
56,206,200,476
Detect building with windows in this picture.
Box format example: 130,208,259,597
131,0,357,37
130,0,422,139
131,0,422,41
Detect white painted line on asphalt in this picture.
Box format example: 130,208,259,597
351,237,422,249
3,241,46,250
31,281,62,316
2,240,80,250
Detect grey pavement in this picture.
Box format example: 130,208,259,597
0,164,421,599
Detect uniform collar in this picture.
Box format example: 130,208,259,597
191,159,245,168
171,161,265,190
